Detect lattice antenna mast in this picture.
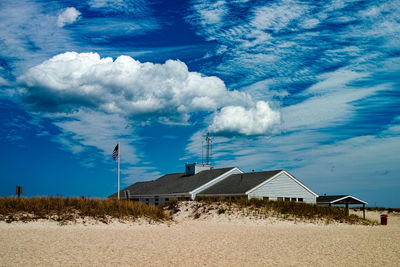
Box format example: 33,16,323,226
205,132,212,165
201,140,204,164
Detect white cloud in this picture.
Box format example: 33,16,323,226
19,52,277,135
301,18,320,29
189,0,228,27
122,166,161,184
209,101,280,135
57,7,81,27
88,0,149,16
250,1,305,32
77,18,160,37
0,76,9,86
51,110,139,164
0,0,76,76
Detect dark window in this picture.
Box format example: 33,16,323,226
291,198,296,202
284,197,290,201
263,197,269,201
298,198,304,202
165,198,169,201
277,197,283,201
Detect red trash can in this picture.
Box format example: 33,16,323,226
380,214,388,225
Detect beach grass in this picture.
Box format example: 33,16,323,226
194,197,374,224
0,197,167,224
353,206,400,213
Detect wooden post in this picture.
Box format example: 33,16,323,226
362,204,365,219
345,203,349,216
16,186,22,199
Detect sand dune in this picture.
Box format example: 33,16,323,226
1,209,399,266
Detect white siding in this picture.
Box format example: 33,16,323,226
247,172,316,203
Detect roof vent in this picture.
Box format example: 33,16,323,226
185,163,212,176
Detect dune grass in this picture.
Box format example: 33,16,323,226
195,197,374,225
353,206,400,213
0,197,376,225
0,197,168,224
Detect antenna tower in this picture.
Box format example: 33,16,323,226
201,140,204,164
205,132,212,165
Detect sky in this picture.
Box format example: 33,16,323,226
0,0,399,207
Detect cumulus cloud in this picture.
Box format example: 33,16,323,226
57,7,81,27
209,101,280,135
18,52,279,136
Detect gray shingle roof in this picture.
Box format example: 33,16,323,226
109,167,235,197
198,170,283,195
317,195,367,204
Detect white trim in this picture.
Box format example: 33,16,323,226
245,170,319,197
189,167,243,199
330,195,368,205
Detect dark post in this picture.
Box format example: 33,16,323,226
16,186,22,199
345,203,349,216
362,204,365,219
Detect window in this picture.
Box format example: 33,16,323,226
298,198,304,202
132,198,139,201
145,198,149,204
291,198,296,202
284,197,290,202
263,197,269,201
165,198,169,202
277,197,283,201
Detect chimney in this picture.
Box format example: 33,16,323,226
185,163,212,176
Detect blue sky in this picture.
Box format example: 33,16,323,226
0,0,399,207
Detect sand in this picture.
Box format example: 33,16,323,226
1,209,399,266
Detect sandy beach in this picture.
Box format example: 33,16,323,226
1,209,399,266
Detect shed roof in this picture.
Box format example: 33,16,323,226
198,170,283,195
317,195,367,205
109,167,235,197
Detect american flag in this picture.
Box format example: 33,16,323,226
112,144,119,161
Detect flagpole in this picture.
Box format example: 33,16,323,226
118,142,120,200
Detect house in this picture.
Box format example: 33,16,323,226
110,163,318,205
197,170,318,203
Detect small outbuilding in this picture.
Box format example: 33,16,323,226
317,195,368,218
